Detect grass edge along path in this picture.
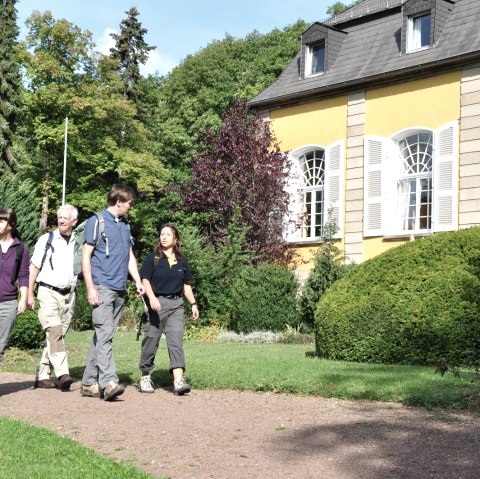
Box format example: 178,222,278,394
0,417,158,479
3,330,480,411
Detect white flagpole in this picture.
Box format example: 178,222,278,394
62,117,68,205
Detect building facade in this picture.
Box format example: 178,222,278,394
249,0,480,280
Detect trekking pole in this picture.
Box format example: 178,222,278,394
137,296,149,341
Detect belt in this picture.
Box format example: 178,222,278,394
157,294,181,300
39,282,71,296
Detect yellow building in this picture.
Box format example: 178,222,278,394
249,0,480,280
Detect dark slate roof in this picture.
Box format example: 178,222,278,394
249,0,480,108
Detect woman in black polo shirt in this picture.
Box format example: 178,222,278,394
138,224,199,395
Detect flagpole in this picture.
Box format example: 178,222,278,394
62,117,68,205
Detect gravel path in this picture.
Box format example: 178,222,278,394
1,372,479,479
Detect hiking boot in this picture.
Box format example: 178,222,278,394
173,377,191,396
139,375,155,393
34,377,56,389
80,383,101,398
103,381,125,401
54,374,73,391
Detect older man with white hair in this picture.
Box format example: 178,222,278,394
28,204,79,391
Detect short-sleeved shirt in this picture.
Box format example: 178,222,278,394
30,229,76,289
84,208,133,292
140,252,193,296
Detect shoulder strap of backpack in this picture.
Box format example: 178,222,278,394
12,243,25,283
94,211,109,255
94,212,105,247
39,231,54,271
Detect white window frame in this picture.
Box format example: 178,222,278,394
305,41,325,77
363,122,458,237
285,142,344,242
407,12,432,52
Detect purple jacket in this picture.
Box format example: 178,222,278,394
0,238,30,302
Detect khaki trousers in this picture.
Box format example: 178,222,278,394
37,286,75,380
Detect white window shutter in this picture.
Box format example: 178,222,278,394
382,139,401,234
364,136,385,237
325,141,345,239
433,121,458,232
284,155,303,242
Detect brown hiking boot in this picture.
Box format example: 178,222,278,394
55,374,73,391
80,383,101,398
34,377,55,389
103,381,125,401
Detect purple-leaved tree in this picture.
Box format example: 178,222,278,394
182,101,293,264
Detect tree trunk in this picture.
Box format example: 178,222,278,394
39,194,48,234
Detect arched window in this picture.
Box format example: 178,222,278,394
397,132,433,231
300,149,325,238
364,122,457,238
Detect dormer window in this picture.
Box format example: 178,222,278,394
401,0,453,55
408,12,431,51
307,42,325,76
300,23,346,79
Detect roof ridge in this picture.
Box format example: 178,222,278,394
323,0,404,25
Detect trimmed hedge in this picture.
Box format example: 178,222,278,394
9,310,44,350
315,227,480,367
231,263,299,333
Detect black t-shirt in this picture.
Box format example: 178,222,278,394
140,251,193,296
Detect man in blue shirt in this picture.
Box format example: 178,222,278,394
80,184,144,401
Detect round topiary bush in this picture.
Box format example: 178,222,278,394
231,263,299,333
315,227,480,368
9,310,44,350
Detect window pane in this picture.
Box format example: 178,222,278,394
398,131,433,232
411,13,431,50
299,149,325,238
311,44,325,75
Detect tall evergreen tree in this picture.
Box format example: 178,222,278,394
110,7,155,101
0,0,22,168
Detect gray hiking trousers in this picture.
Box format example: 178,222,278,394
139,296,186,374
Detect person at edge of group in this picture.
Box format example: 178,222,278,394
0,209,29,366
27,204,78,391
80,184,145,402
138,223,199,396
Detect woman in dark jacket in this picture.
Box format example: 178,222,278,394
0,208,29,365
138,224,199,395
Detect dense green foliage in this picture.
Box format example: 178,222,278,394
315,228,480,368
231,263,299,333
155,21,307,176
71,281,93,331
180,215,253,326
9,309,44,349
298,222,352,327
0,0,22,167
0,174,41,247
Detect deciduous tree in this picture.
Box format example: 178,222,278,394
182,101,292,264
19,11,165,232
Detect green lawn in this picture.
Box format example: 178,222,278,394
0,417,154,479
3,330,479,411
